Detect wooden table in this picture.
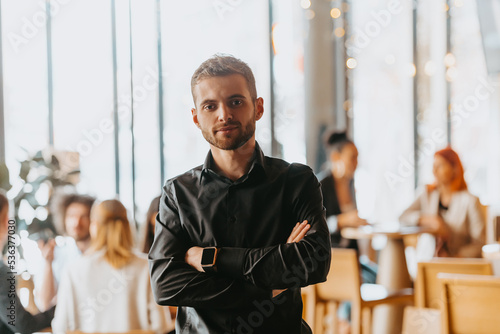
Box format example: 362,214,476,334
341,225,433,334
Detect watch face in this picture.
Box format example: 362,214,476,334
201,248,217,266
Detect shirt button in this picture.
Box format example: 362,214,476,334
229,216,236,223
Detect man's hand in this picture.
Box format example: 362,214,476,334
272,220,311,298
287,220,310,243
185,246,204,272
38,239,56,263
337,210,368,228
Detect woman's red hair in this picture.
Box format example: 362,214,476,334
427,147,467,193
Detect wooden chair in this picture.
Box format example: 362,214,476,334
402,306,441,334
314,248,413,334
415,258,493,309
438,273,500,334
301,284,316,328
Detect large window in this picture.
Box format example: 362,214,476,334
350,0,415,222
2,0,290,228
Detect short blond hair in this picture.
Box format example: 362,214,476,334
90,199,134,269
191,54,257,102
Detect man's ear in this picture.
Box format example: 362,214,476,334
330,150,340,163
255,97,264,121
191,108,201,129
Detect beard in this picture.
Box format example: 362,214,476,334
201,120,255,150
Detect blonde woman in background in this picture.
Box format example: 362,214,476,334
52,199,170,333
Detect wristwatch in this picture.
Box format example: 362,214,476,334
201,247,219,273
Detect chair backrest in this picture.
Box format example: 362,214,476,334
315,248,361,302
415,258,493,309
402,306,441,334
438,273,500,334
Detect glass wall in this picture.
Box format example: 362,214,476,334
2,0,499,235
350,0,415,223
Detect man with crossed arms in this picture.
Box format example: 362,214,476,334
149,55,331,334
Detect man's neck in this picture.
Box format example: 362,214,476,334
210,139,256,181
75,237,91,254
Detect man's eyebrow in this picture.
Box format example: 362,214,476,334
200,95,247,105
200,99,217,105
228,94,247,100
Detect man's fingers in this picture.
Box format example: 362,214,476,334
286,222,301,243
292,223,310,243
287,220,309,243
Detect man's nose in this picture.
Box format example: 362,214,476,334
217,104,233,122
76,217,84,228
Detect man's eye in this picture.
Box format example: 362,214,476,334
204,105,215,110
231,100,243,106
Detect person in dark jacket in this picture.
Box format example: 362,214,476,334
317,131,368,249
149,54,331,334
0,192,55,334
317,131,377,329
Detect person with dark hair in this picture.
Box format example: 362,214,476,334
317,131,376,331
141,196,161,254
318,131,368,249
37,193,95,310
0,192,55,334
149,54,331,333
400,147,485,258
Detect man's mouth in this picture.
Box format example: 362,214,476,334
216,126,238,133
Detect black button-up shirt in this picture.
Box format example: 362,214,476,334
149,143,331,334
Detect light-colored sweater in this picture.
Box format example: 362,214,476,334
51,250,170,333
399,189,486,258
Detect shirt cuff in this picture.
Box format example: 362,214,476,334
216,247,247,279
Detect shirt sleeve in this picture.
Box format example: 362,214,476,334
215,165,332,290
457,196,486,258
148,182,271,309
0,266,54,334
399,191,424,226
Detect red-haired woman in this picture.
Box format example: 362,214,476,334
400,147,485,258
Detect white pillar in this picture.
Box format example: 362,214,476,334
304,0,336,171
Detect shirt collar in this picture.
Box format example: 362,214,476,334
200,142,267,184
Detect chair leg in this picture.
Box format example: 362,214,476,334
315,302,326,334
351,302,362,334
361,307,372,334
326,301,338,334
303,286,316,329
